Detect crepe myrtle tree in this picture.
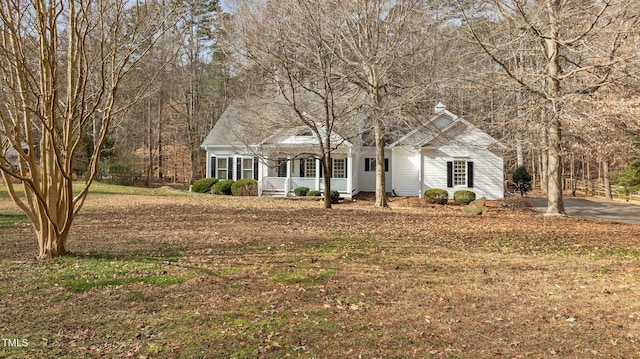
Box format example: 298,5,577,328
0,0,177,258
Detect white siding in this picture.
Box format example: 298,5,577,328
422,149,503,200
469,150,504,200
392,148,421,196
356,147,392,192
422,149,448,195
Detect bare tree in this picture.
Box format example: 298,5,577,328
329,0,433,207
459,0,640,215
0,0,176,258
224,0,360,208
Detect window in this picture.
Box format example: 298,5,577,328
217,158,228,180
364,158,389,172
447,160,474,188
304,159,316,178
277,158,288,177
210,156,217,178
242,158,253,179
332,158,346,178
453,160,466,186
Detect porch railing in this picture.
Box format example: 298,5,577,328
261,176,355,196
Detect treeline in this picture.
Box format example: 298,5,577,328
91,0,639,208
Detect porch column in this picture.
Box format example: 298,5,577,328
419,149,424,198
286,156,291,196
315,158,320,191
346,151,353,199
258,156,266,197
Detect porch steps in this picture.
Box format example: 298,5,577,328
260,190,288,197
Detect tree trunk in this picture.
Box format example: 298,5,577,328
322,151,332,209
158,98,163,181
516,133,524,167
146,98,153,187
603,160,612,201
541,142,548,195
543,0,565,216
36,218,70,259
373,119,388,208
546,115,565,215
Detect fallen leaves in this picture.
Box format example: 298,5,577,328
2,193,640,357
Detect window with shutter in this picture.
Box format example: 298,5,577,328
210,157,217,178
448,160,472,187
365,158,388,172
453,160,466,186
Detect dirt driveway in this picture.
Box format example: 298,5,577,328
529,196,640,225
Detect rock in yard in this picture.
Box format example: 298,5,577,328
463,196,486,215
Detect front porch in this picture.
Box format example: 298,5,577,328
261,176,355,197
258,154,357,198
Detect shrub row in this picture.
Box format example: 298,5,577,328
192,178,218,193
423,189,476,205
192,178,258,196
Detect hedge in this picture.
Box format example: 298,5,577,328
454,190,476,205
192,178,218,193
424,188,449,204
231,179,258,196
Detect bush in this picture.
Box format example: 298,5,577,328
513,166,532,196
192,178,218,193
307,190,322,197
424,188,449,204
294,187,310,196
231,178,258,196
212,179,234,195
329,190,340,204
104,163,134,186
454,190,476,205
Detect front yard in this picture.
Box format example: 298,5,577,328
1,188,639,358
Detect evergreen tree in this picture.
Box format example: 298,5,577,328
513,166,532,197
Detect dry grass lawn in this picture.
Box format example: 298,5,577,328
1,189,640,358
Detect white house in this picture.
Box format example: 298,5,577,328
200,101,505,200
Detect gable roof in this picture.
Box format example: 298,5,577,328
201,102,250,147
389,106,505,151
201,99,354,150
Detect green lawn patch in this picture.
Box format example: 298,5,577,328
0,212,30,228
41,249,186,293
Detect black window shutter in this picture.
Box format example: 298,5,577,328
467,161,474,188
384,158,389,172
227,157,233,180
446,161,453,188
300,159,305,177
211,157,217,178
365,158,370,172
320,161,323,177
253,158,259,180
236,158,242,179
